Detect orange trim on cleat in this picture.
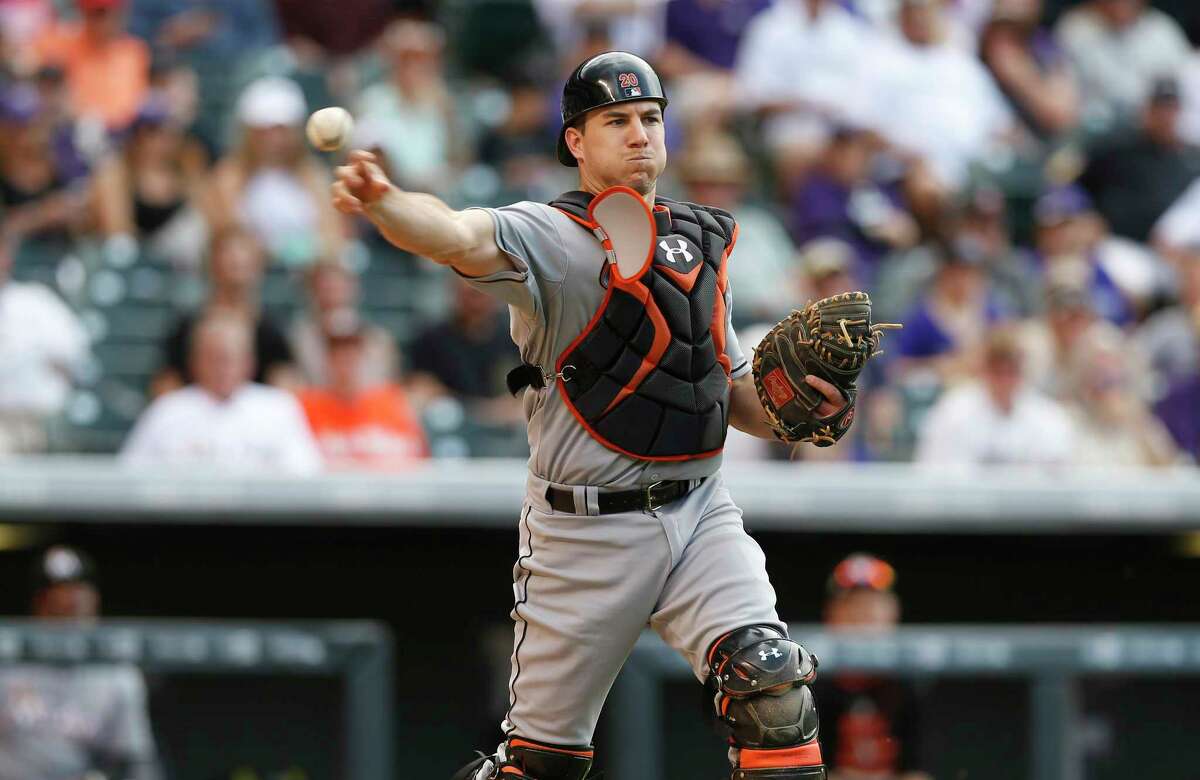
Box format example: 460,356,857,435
739,743,823,770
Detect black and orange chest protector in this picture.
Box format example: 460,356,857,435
550,189,739,461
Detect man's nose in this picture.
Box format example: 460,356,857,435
627,118,650,145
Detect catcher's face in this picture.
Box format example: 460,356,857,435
568,101,666,197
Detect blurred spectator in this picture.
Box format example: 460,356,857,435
0,0,55,75
789,125,918,281
814,553,931,780
205,76,341,267
0,239,88,454
1033,184,1162,326
32,0,151,130
297,311,427,470
1021,266,1125,401
658,0,768,74
735,0,877,179
1079,77,1200,243
125,0,279,61
274,0,393,58
915,326,1075,466
0,83,89,246
979,0,1080,139
357,20,459,194
1055,0,1190,126
407,276,522,424
894,242,1010,387
1134,244,1200,393
122,314,320,473
153,226,296,397
852,0,993,47
290,258,398,386
951,185,1041,316
0,546,161,780
1067,331,1178,466
797,237,858,304
866,0,1017,195
90,94,210,270
677,131,797,325
1156,365,1200,462
535,0,668,59
474,70,560,203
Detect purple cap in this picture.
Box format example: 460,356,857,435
0,83,42,125
1034,185,1093,226
131,93,172,130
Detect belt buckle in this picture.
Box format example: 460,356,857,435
644,480,667,511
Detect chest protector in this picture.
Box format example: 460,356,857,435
550,189,738,461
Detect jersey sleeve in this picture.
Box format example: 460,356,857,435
724,284,751,379
460,202,569,323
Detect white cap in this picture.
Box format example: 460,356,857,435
236,76,307,128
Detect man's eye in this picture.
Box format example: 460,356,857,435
609,119,623,126
646,116,661,124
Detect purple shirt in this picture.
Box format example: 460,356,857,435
789,171,905,279
665,0,770,69
1155,374,1200,461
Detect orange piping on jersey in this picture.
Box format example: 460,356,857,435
508,739,594,758
709,222,739,376
600,281,671,416
739,743,823,770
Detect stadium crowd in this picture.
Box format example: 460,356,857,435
2,0,1200,469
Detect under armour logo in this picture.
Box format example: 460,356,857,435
659,239,694,264
759,647,783,661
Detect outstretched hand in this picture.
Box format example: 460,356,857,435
331,150,392,215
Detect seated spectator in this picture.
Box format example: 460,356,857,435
122,314,321,473
1055,0,1190,127
979,0,1080,139
1079,77,1200,244
789,125,917,282
735,0,877,180
124,0,280,62
851,0,991,48
0,0,55,76
797,238,858,304
915,326,1075,466
894,242,1010,388
407,276,521,424
865,0,1017,196
32,0,150,130
153,226,297,396
1156,366,1200,463
677,131,797,326
951,186,1040,316
357,20,459,194
297,313,427,470
1067,331,1178,466
535,0,668,60
814,553,932,780
290,258,398,386
1033,185,1163,326
658,0,768,76
0,546,162,779
473,70,560,205
1021,267,1125,402
1134,243,1200,394
0,83,88,248
205,76,341,267
273,0,393,58
90,94,209,270
0,239,89,453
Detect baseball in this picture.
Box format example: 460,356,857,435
306,106,354,152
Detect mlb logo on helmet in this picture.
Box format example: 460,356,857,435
618,72,642,97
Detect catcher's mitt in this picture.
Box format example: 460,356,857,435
752,291,900,446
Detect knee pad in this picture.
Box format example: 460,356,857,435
453,737,593,780
708,625,825,779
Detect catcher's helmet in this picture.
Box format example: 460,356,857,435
557,51,668,167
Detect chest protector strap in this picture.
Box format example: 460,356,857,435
549,187,738,461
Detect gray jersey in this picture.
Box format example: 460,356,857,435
463,201,751,487
0,664,160,780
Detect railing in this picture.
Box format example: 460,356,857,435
607,625,1200,780
2,457,1200,532
0,619,394,780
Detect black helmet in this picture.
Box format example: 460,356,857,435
557,51,668,167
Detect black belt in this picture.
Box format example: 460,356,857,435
546,479,697,515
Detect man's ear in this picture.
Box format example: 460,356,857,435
565,126,585,165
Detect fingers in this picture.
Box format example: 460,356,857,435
347,149,377,166
805,375,845,419
330,180,363,215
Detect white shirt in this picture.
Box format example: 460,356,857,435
533,0,667,57
120,384,322,475
735,0,879,147
1152,177,1200,250
0,281,88,415
864,37,1014,188
915,382,1075,466
1056,6,1191,121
